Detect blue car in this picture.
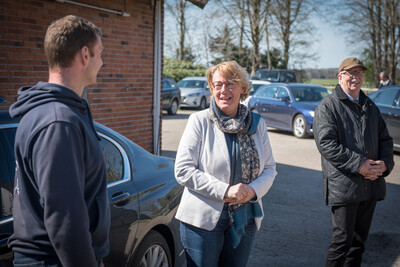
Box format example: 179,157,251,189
249,83,330,138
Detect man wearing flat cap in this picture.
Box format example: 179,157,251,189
314,57,394,266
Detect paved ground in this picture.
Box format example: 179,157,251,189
161,109,400,267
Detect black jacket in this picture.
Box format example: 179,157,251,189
8,82,110,267
378,80,394,89
314,85,394,206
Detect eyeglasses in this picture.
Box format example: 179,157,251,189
341,70,364,77
211,81,236,91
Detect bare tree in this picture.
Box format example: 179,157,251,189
264,8,273,69
235,0,246,61
209,24,236,62
269,0,316,69
384,0,400,82
333,0,400,85
217,0,271,74
166,0,189,60
216,0,254,67
246,0,272,74
165,0,319,71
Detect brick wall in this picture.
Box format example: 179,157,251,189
0,0,162,152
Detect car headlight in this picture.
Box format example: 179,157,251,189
309,111,315,117
187,93,200,97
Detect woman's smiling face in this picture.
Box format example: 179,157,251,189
211,70,244,118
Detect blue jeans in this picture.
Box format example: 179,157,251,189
180,209,257,267
13,252,62,267
13,252,103,267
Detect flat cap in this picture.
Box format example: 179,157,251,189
338,57,367,73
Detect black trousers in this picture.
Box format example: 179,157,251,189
325,199,377,267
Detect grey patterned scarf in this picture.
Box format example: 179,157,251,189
208,99,260,213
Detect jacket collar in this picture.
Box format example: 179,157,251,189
334,84,368,106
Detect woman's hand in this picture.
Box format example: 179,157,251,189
224,183,256,205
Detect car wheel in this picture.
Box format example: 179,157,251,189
131,230,172,267
199,98,206,110
168,99,178,115
293,114,308,138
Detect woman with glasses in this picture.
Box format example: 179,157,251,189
174,61,277,267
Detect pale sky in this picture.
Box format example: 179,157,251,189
309,17,359,69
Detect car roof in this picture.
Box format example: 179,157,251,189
180,76,207,81
369,86,400,98
256,69,295,72
261,83,326,88
251,80,271,84
377,85,400,90
0,110,20,125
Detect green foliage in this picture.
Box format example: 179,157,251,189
360,49,376,88
260,48,285,69
305,79,337,91
305,79,337,87
176,47,196,62
163,57,207,82
304,79,376,94
210,45,253,73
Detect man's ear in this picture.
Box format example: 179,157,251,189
80,46,90,66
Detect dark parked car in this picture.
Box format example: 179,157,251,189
252,69,298,83
163,77,181,115
367,86,400,152
0,110,184,266
249,83,330,138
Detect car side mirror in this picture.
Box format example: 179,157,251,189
279,96,290,102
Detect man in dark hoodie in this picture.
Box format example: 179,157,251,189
8,15,110,267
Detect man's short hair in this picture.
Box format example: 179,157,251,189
379,71,389,78
44,15,102,69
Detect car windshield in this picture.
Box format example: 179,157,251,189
290,87,330,102
163,79,177,89
178,80,206,89
250,84,267,95
255,71,279,82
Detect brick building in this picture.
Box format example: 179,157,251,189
1,0,166,153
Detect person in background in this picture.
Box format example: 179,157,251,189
174,61,277,267
378,71,394,89
8,15,110,267
314,57,394,267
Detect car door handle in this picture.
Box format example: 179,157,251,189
111,192,131,206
